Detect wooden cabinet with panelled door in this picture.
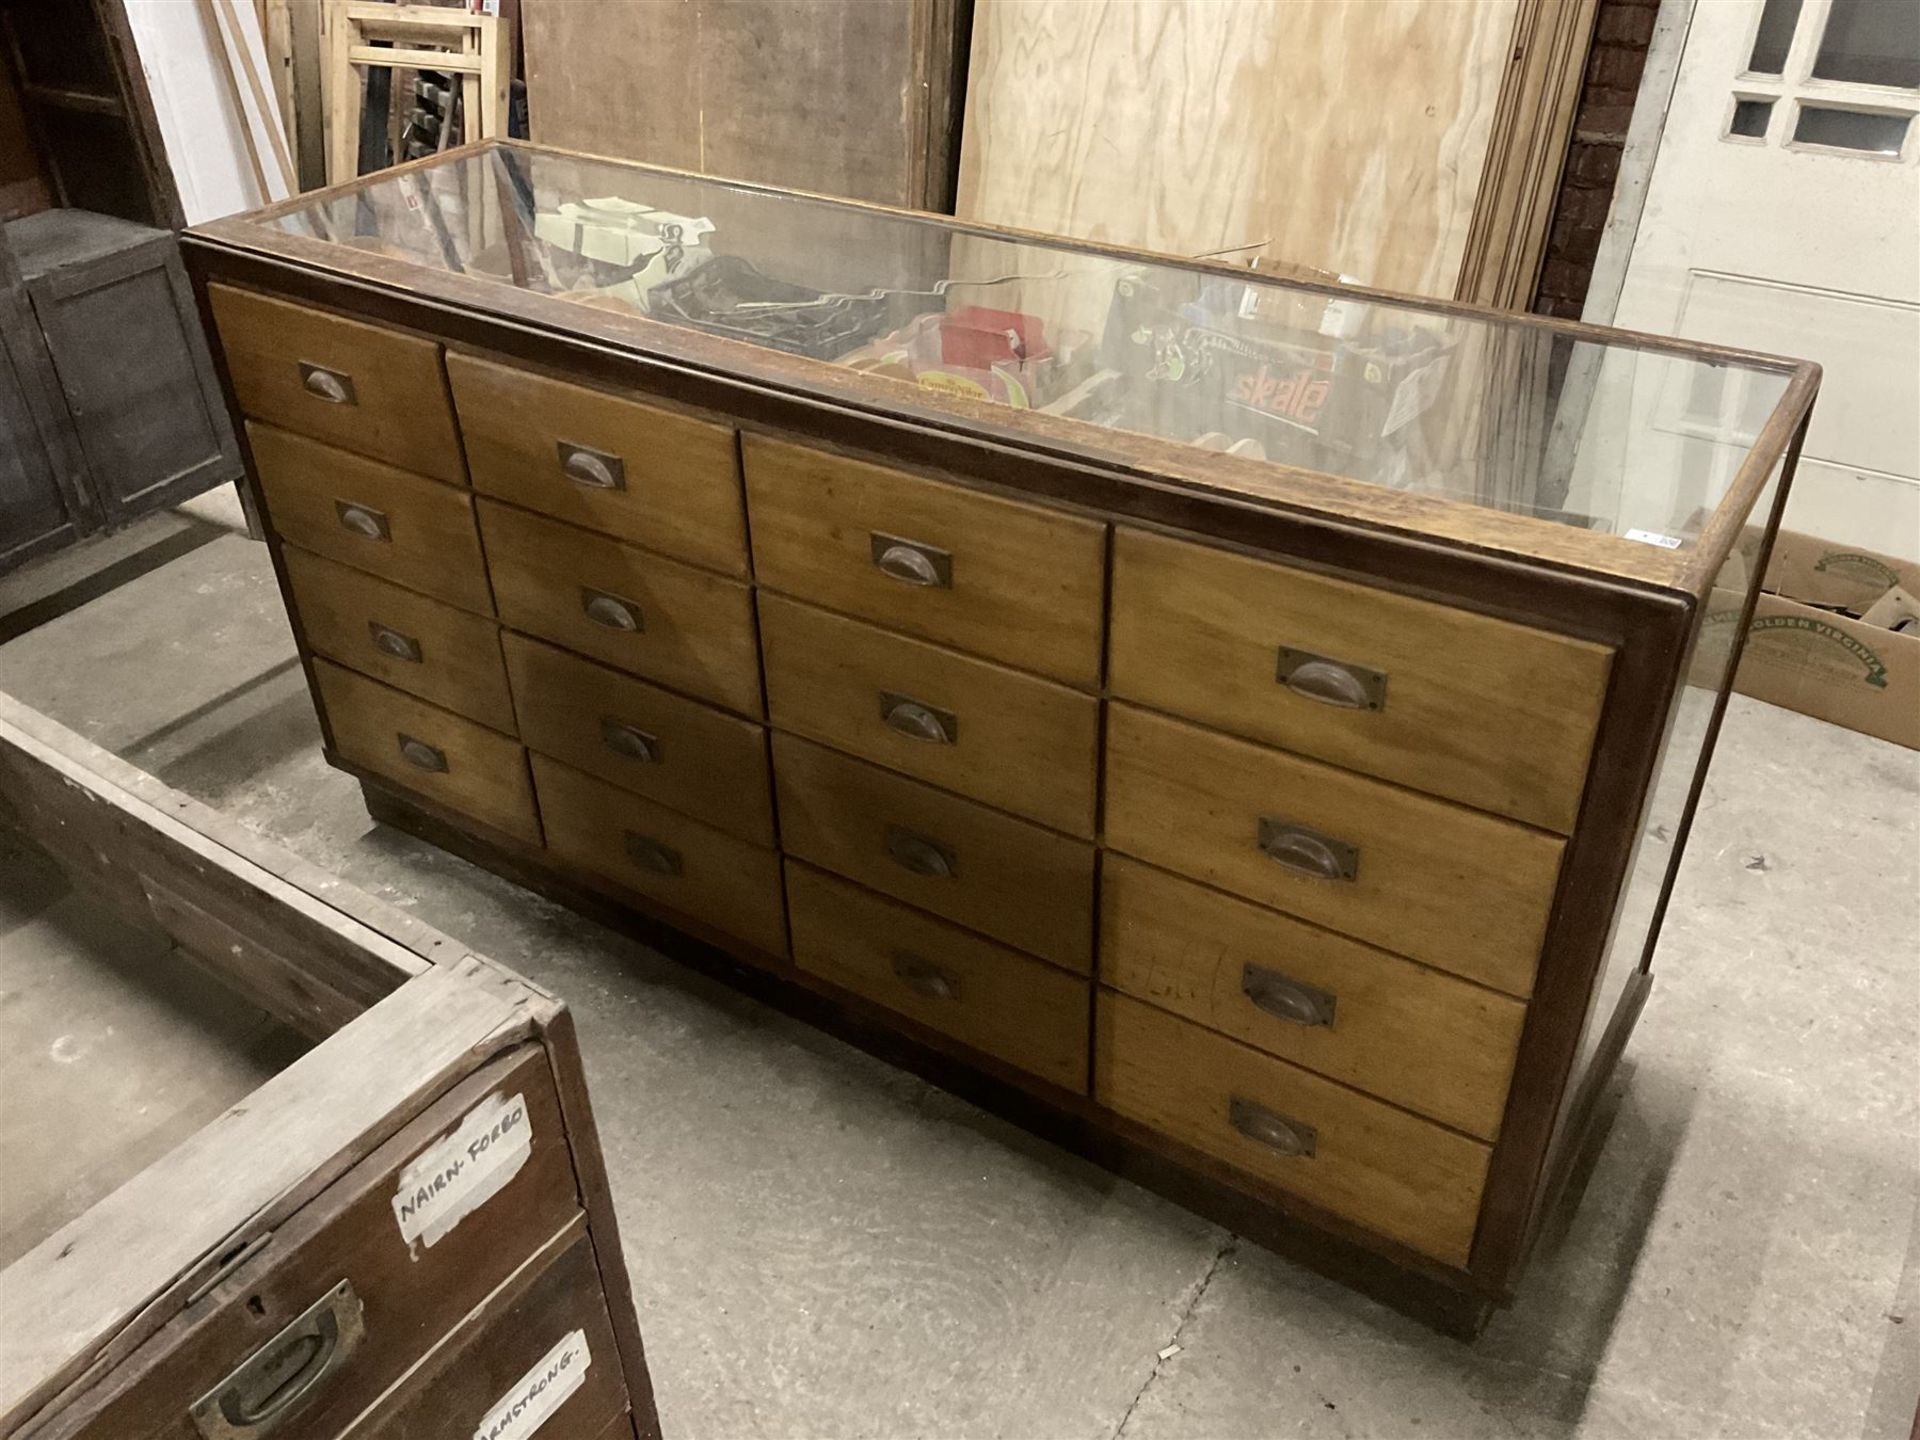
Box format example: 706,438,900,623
0,698,661,1440
186,139,1818,1331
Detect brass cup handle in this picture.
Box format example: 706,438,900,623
334,502,390,541
581,588,643,632
885,826,956,879
368,622,421,663
623,830,683,876
189,1279,364,1440
559,441,625,491
1227,1096,1317,1158
1257,818,1359,882
1276,648,1387,711
397,734,447,772
600,717,660,763
1240,963,1336,1028
879,692,957,745
298,362,355,406
891,950,961,1000
870,532,952,589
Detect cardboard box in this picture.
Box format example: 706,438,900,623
1697,530,1920,750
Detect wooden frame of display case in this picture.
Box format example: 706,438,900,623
179,138,1819,1333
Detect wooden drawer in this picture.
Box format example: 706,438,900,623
209,285,463,484
1096,993,1490,1267
786,862,1089,1093
314,661,540,846
347,1223,625,1440
284,547,515,733
758,594,1100,838
1108,527,1612,833
249,423,493,614
67,1047,583,1439
742,435,1107,686
532,754,787,957
773,732,1093,971
1102,704,1560,996
479,499,762,716
448,352,749,577
1101,856,1526,1138
504,633,774,845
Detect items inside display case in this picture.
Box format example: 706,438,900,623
271,143,1793,549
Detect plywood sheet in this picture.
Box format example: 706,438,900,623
524,0,961,210
956,0,1520,297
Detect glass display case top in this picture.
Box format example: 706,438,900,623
258,142,1811,567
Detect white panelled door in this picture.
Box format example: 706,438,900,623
1614,0,1920,559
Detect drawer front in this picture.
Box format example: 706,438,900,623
773,732,1093,971
284,547,515,733
71,1048,582,1440
250,423,493,614
1102,704,1560,997
758,594,1100,838
348,1225,626,1440
1096,993,1490,1267
210,285,464,484
504,633,774,845
532,754,787,957
786,862,1090,1093
479,499,763,716
742,435,1107,686
1108,527,1612,833
314,660,540,845
1101,857,1526,1139
448,352,749,577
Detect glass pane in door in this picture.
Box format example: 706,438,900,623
1747,0,1805,73
1811,0,1920,88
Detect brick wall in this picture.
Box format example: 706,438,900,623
1533,0,1661,317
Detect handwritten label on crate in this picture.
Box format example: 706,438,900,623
392,1090,531,1252
473,1328,591,1440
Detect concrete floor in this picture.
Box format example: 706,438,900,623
1,530,1915,1440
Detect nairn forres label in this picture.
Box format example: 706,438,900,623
473,1329,591,1440
392,1090,531,1253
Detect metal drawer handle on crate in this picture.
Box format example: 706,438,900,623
1240,963,1337,1028
623,831,683,876
891,950,961,1000
870,532,952,588
189,1278,364,1440
600,717,660,763
581,587,643,632
397,734,447,772
298,362,356,405
367,621,421,663
1256,817,1359,882
333,500,390,541
885,825,956,879
879,691,957,745
1276,647,1388,711
558,440,626,491
1227,1096,1317,1158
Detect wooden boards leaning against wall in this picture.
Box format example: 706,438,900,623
523,0,969,211
957,0,1601,306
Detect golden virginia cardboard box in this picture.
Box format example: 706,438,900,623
1696,530,1919,751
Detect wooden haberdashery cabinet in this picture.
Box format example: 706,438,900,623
179,139,1818,1332
0,694,661,1440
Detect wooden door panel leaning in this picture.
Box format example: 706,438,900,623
449,351,751,577
743,434,1109,687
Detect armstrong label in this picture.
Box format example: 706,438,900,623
392,1090,531,1252
473,1329,591,1440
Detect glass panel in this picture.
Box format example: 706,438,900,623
1728,97,1775,137
1811,0,1920,88
1792,103,1912,152
1747,0,1805,73
266,146,1797,554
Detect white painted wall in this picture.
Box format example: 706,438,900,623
123,0,292,224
